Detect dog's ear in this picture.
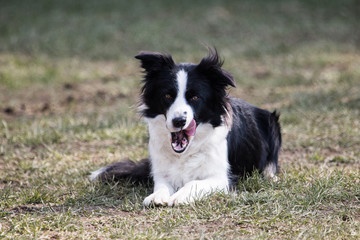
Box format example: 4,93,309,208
135,51,175,73
196,47,236,88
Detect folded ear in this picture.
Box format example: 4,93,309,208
135,51,175,73
196,47,236,88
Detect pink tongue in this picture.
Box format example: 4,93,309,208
184,119,196,136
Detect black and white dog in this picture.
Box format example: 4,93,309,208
90,48,281,206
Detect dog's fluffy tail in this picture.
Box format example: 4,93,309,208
89,158,152,183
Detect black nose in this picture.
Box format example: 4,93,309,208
172,117,186,128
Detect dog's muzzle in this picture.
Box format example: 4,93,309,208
170,119,197,153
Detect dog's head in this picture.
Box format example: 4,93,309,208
136,48,235,153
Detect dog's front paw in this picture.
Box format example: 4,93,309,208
168,188,194,207
143,189,171,207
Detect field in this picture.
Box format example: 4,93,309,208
0,0,359,239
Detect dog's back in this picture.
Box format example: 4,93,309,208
227,98,281,181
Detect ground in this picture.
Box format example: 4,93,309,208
0,0,359,239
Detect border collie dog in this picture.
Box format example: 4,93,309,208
90,48,281,206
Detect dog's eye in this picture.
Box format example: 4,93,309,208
165,94,172,99
191,96,199,101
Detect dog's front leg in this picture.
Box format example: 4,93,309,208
168,178,229,206
143,179,174,206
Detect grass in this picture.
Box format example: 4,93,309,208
0,0,359,239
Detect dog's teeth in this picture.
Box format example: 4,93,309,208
171,130,190,152
181,138,187,147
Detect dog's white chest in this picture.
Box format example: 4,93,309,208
145,115,230,190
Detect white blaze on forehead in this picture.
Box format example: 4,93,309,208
176,70,188,98
166,69,194,131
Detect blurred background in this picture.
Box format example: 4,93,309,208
1,0,360,59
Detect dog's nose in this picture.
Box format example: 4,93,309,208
172,117,186,128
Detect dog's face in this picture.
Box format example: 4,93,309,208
136,49,235,153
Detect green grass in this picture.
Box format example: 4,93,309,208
1,0,360,239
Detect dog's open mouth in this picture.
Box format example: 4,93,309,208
171,119,197,153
